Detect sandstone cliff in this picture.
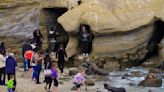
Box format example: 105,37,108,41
58,0,164,63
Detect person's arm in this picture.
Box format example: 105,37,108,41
56,49,58,59
39,31,44,40
64,50,67,58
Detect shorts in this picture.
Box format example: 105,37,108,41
74,82,81,88
53,78,58,86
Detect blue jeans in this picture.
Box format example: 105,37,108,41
32,66,37,80
23,57,27,72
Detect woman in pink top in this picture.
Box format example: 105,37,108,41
73,70,85,92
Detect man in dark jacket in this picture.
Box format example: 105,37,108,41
5,53,17,91
56,44,67,74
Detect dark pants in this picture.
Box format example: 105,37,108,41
27,59,31,70
45,77,52,89
36,64,42,83
7,73,16,91
58,59,64,73
0,67,6,85
49,42,56,52
81,41,89,54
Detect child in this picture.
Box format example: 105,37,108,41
51,61,58,92
73,69,86,92
7,75,15,92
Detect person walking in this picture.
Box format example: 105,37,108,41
56,44,67,74
35,52,44,84
5,53,17,91
0,50,6,85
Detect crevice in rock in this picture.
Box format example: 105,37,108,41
42,8,69,50
137,18,164,65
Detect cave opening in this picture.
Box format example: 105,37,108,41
42,8,69,51
138,18,164,65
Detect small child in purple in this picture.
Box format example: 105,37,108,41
73,69,85,92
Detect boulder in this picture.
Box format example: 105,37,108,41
138,73,162,87
84,79,95,86
104,83,126,92
149,68,162,74
69,69,78,76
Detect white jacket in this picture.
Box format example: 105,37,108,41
0,54,6,68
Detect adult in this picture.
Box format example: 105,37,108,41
56,44,67,74
78,24,90,56
0,50,6,85
22,42,36,71
33,29,44,51
48,27,59,52
35,52,44,84
5,53,17,91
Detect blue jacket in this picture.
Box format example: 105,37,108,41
5,56,17,74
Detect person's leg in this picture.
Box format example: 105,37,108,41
58,60,62,73
0,68,2,84
52,78,58,92
61,60,64,74
48,77,52,90
2,67,6,85
76,88,80,92
36,64,41,84
32,66,37,80
27,60,30,71
23,57,27,72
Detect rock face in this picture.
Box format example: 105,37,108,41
0,0,39,39
58,0,164,32
57,0,164,65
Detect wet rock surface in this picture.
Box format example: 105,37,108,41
138,73,162,87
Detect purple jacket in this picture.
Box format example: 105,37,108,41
51,67,58,78
5,56,17,74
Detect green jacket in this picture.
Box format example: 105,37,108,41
7,79,14,89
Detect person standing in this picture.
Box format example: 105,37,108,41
33,29,44,51
48,28,59,52
56,44,67,74
79,24,90,57
5,53,17,91
22,41,36,72
35,52,44,84
0,50,6,85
